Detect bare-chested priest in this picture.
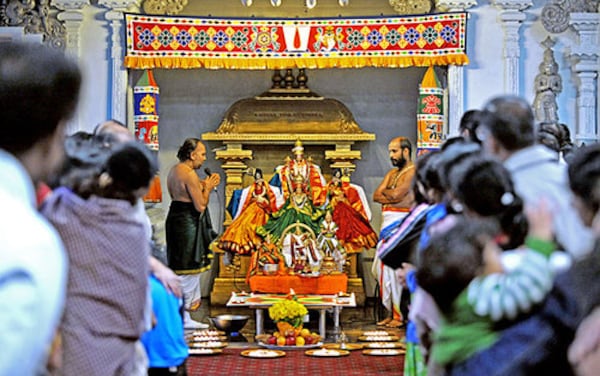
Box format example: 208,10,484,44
166,138,221,329
371,137,415,328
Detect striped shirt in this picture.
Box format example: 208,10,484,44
432,237,555,366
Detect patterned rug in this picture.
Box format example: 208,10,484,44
187,347,404,375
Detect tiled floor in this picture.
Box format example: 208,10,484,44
190,297,406,343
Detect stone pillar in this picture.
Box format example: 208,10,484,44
492,0,533,95
569,13,599,145
52,0,88,57
99,0,141,124
51,0,89,133
435,0,478,136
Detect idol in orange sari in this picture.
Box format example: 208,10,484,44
218,169,280,255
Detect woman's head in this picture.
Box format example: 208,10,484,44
568,144,600,227
98,141,158,205
449,155,528,249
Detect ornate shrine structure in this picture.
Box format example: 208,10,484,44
204,69,375,305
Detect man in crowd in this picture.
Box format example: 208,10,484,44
372,137,415,328
0,41,81,375
476,95,593,260
166,138,221,329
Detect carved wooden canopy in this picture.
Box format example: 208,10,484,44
203,69,375,146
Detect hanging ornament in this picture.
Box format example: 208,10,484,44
338,0,349,6
306,0,316,9
270,0,281,6
241,0,252,5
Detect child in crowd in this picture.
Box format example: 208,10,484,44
142,274,189,376
416,208,556,371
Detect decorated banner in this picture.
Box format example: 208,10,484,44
124,12,468,70
134,70,163,203
417,65,445,155
134,70,160,150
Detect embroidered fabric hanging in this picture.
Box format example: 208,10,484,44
416,66,445,155
134,69,163,203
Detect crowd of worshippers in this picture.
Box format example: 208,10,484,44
4,39,600,376
384,96,600,376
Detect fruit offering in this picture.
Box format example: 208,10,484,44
262,328,321,347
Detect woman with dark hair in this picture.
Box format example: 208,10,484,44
448,155,528,250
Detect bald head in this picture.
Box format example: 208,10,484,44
95,120,134,144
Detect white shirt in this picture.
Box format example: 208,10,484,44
0,149,67,376
505,145,594,260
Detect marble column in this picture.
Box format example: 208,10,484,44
99,0,141,124
491,0,532,96
435,0,478,136
569,12,599,145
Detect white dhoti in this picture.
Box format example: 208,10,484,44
371,209,408,321
180,273,201,311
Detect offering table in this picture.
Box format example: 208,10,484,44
226,293,356,339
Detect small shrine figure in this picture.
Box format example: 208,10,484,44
246,234,286,283
281,223,323,274
325,169,378,253
317,210,347,273
218,168,281,255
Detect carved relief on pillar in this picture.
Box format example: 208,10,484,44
1,0,67,48
435,0,477,12
542,0,598,34
141,0,188,15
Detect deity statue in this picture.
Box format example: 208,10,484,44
533,37,562,124
316,210,347,272
270,139,327,207
257,174,323,243
281,223,323,274
257,140,325,243
218,168,281,255
325,169,378,252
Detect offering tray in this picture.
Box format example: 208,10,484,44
362,349,405,356
305,348,350,357
189,348,223,356
258,342,323,351
241,349,286,358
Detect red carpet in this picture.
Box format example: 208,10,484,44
187,347,404,375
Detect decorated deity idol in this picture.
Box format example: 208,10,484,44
218,168,281,255
325,169,378,252
270,139,327,207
